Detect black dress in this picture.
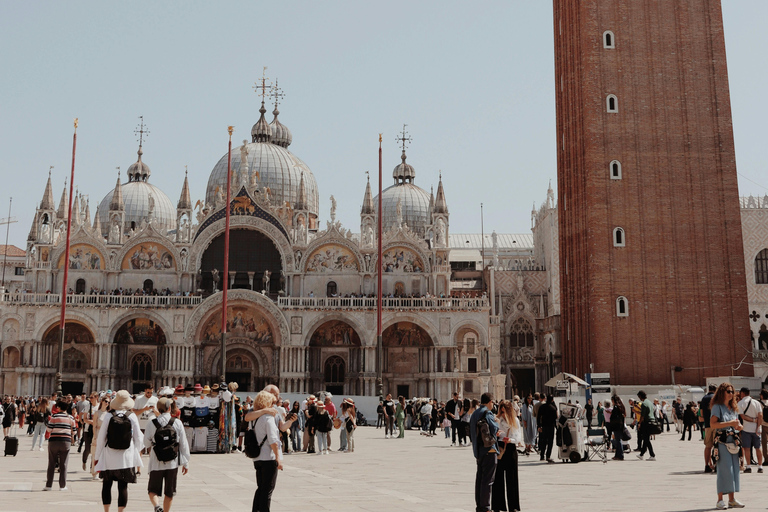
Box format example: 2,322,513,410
491,421,520,512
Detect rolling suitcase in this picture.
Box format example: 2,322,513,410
4,435,18,456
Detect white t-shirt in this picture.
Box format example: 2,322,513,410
134,394,158,428
739,396,761,434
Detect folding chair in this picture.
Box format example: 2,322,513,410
585,427,609,463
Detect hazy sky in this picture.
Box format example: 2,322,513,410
1,1,766,248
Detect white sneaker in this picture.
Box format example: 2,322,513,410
728,499,745,508
60,487,68,491
385,434,389,439
39,447,44,452
647,457,656,461
715,500,727,510
42,487,52,491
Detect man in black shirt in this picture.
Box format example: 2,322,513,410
701,384,717,472
383,394,396,438
445,392,462,445
537,395,558,462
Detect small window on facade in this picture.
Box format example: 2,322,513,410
603,31,615,49
464,379,474,393
616,296,628,317
756,249,768,284
613,227,625,247
15,267,24,276
468,358,478,373
610,160,622,179
607,95,618,113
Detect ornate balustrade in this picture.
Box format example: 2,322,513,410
0,293,202,307
278,296,489,311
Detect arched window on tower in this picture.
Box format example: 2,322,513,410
610,160,622,180
606,95,618,113
613,227,625,247
603,31,615,49
616,296,628,317
755,249,768,284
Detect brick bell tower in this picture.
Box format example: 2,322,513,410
553,0,751,385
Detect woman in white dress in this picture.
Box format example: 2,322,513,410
94,390,144,512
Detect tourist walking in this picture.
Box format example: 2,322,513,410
635,390,656,461
609,396,626,460
459,398,473,447
143,397,190,512
681,402,696,441
383,394,396,438
396,396,406,438
446,392,461,445
43,399,76,491
710,383,745,509
585,399,594,430
30,398,49,451
737,387,763,473
520,395,535,454
248,391,283,512
491,400,520,512
470,393,499,512
95,390,145,511
702,384,717,472
344,399,357,452
537,395,557,463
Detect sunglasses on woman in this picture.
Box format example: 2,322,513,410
725,389,734,394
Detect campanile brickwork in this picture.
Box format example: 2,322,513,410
553,0,751,385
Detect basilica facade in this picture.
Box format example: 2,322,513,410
0,94,504,400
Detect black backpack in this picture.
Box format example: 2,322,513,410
762,400,768,424
152,418,179,462
106,411,133,450
477,416,496,448
243,422,268,459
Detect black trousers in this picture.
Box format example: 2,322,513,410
539,428,555,460
491,442,520,512
102,477,128,507
475,452,497,512
451,419,461,443
81,430,92,464
638,423,655,457
252,460,279,512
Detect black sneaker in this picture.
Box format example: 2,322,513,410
704,465,713,473
744,467,752,473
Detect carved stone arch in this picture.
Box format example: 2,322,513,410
382,314,440,347
33,310,100,342
185,289,289,347
502,294,537,329
303,313,367,347
115,236,181,272
189,217,294,274
302,238,365,274
108,310,173,345
450,320,488,347
205,342,271,377
371,241,431,274
0,313,25,343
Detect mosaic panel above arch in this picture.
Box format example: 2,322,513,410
43,321,95,344
383,321,433,347
305,244,359,272
382,246,424,273
57,244,103,270
309,320,362,346
122,243,175,270
200,304,274,345
114,318,166,345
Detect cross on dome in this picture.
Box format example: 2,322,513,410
271,79,285,109
252,66,271,104
396,124,412,152
134,115,149,147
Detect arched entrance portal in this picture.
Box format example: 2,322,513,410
225,351,263,392
382,321,434,399
43,321,95,394
114,318,166,391
200,229,282,294
308,320,362,394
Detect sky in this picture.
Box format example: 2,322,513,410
0,1,766,249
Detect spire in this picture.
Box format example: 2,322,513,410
92,207,102,236
294,171,307,210
83,197,91,229
392,125,415,184
428,186,435,215
269,80,292,147
251,68,273,143
40,167,55,210
361,173,374,214
28,211,39,241
72,189,82,226
434,172,448,214
110,170,125,211
178,167,192,210
57,179,68,219
127,117,151,182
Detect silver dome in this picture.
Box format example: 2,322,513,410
206,142,319,217
97,181,176,237
374,183,431,237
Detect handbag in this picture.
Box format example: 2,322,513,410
645,419,662,436
621,425,632,441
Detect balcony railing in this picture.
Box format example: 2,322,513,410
278,296,489,311
0,293,202,307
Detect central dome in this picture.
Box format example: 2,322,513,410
206,141,319,218
97,181,175,236
375,183,431,236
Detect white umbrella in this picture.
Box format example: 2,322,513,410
545,372,590,388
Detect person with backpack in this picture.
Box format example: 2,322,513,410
469,392,499,512
247,390,283,512
94,390,144,512
143,397,190,512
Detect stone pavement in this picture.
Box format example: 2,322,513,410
0,425,763,511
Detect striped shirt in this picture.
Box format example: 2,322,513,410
46,412,76,442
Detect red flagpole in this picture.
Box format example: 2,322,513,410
220,126,233,385
56,118,78,395
377,134,383,399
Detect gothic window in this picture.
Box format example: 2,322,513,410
227,355,251,370
756,249,768,284
606,94,618,113
616,296,629,317
509,318,534,348
131,353,152,382
324,355,345,384
613,227,625,247
610,160,622,179
603,31,615,48
62,347,86,371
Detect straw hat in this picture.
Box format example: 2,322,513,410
110,390,134,411
202,385,211,395
193,384,203,394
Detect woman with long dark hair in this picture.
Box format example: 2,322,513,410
609,396,626,460
491,400,521,512
458,398,472,447
710,382,744,510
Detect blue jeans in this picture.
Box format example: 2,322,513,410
612,430,624,459
421,414,431,432
445,426,450,438
716,442,740,495
316,431,328,452
31,423,46,449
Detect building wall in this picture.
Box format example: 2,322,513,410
743,197,768,379
553,0,750,384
